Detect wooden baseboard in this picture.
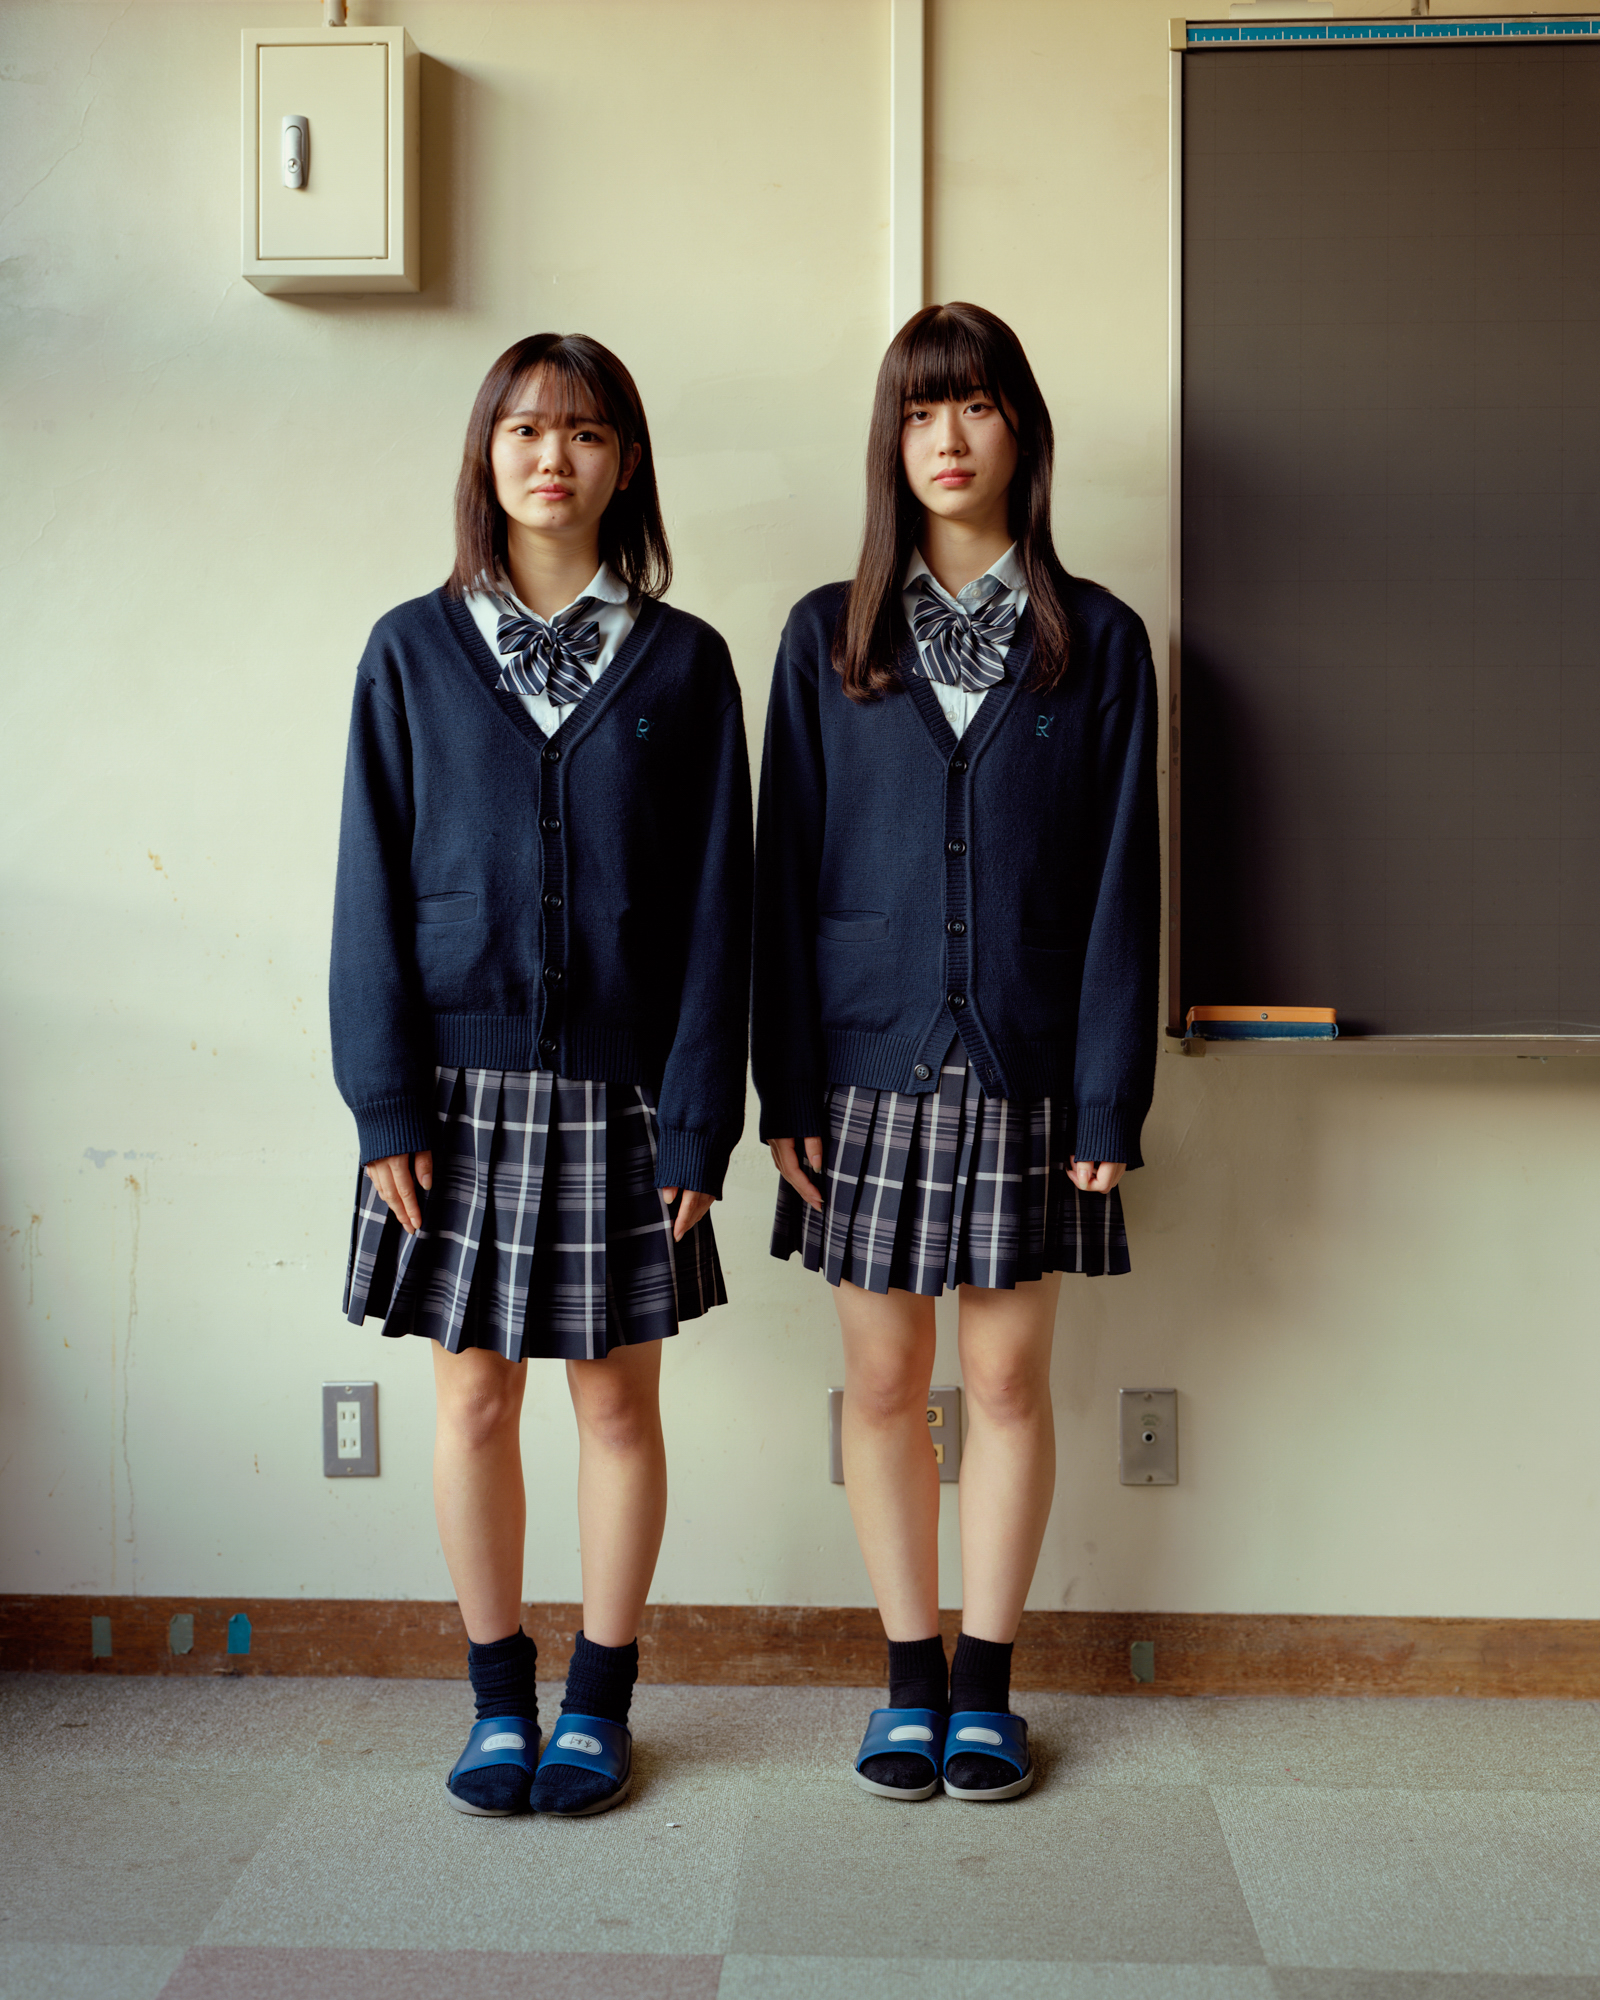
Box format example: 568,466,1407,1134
2,1596,1596,1696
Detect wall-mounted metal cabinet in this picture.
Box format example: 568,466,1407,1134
241,25,418,294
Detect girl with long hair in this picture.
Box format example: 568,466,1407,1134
754,303,1158,1803
331,333,751,1817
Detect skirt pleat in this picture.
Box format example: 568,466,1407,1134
344,1066,726,1361
771,1047,1129,1296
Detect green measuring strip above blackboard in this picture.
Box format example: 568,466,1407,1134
1183,18,1600,46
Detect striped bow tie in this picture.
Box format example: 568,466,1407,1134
495,596,602,707
910,574,1018,693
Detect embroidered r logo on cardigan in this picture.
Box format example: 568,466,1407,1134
1035,714,1053,739
636,717,651,740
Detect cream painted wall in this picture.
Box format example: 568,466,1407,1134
2,0,1596,1623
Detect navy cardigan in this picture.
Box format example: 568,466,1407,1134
330,588,752,1198
752,579,1159,1168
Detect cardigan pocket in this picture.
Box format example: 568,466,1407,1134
415,893,479,926
817,911,890,943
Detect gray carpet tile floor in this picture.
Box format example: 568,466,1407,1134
2,1675,1599,1999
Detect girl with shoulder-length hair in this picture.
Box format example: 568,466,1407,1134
753,302,1159,1806
331,332,752,1819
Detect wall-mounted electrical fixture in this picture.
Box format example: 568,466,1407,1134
829,1385,963,1484
323,1381,378,1477
1119,1388,1178,1485
241,26,418,293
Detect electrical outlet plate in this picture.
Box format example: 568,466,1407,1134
1119,1388,1177,1485
829,1385,962,1483
323,1380,378,1477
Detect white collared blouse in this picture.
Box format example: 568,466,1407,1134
901,542,1030,738
465,561,638,738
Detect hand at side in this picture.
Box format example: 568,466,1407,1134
365,1150,434,1234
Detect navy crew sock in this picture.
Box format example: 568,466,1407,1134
449,1628,539,1814
945,1631,1021,1792
859,1634,948,1793
528,1631,638,1814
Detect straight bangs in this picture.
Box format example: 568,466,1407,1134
503,346,623,440
835,302,1077,703
447,332,672,601
899,318,1008,427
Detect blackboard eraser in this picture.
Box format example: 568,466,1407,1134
1186,1006,1338,1041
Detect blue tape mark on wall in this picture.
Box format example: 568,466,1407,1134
1187,20,1600,46
90,1615,112,1659
226,1613,252,1656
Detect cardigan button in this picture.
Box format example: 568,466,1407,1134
541,816,561,832
539,1037,557,1061
544,745,562,763
947,992,966,1010
946,919,966,935
947,839,966,856
544,966,563,984
543,892,563,910
913,1063,932,1081
951,756,968,773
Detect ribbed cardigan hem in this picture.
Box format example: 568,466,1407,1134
821,1028,921,1093
352,1094,433,1168
757,1038,1147,1169
429,1013,668,1088
656,1127,733,1201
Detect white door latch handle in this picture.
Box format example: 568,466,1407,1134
282,115,308,189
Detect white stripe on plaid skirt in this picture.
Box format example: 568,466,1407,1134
771,1052,1129,1295
344,1066,726,1361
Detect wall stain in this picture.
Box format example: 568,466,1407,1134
6,1213,44,1306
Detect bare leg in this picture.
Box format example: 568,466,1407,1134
565,1340,667,1648
955,1273,1063,1643
835,1281,941,1642
432,1342,529,1644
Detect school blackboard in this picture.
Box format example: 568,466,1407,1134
1175,34,1600,1037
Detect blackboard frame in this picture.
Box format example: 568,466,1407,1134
1166,14,1600,1047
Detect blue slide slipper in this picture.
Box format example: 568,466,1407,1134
531,1713,633,1816
942,1710,1033,1801
853,1706,947,1801
445,1716,541,1817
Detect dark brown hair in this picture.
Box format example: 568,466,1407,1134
834,302,1075,701
446,333,671,600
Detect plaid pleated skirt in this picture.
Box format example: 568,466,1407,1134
344,1066,726,1362
770,1048,1129,1296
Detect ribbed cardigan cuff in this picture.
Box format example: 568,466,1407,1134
655,1127,731,1201
756,1080,826,1146
352,1094,433,1167
1071,1103,1144,1172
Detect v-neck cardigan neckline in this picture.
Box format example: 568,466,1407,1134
439,587,665,760
898,610,1037,764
